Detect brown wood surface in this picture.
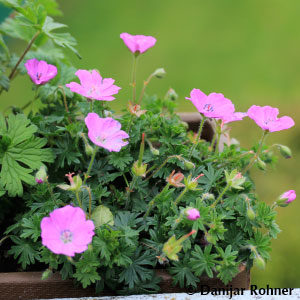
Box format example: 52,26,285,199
0,268,250,300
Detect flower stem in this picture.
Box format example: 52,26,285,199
131,55,138,103
146,155,180,181
83,148,98,185
144,183,170,218
137,73,154,105
174,187,188,206
58,85,72,124
125,175,138,209
188,116,206,159
46,179,59,207
75,191,83,209
215,127,222,153
0,30,40,95
211,183,230,208
242,130,268,174
21,86,39,111
83,186,92,219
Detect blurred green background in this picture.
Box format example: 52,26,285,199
1,0,299,288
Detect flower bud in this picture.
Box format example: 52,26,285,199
58,173,83,192
183,159,195,170
276,190,296,207
225,169,245,190
254,255,266,269
146,139,159,156
153,68,166,79
185,208,200,221
256,157,267,171
166,170,185,187
128,101,147,117
85,143,94,156
132,161,147,177
247,206,256,220
165,88,178,101
35,165,47,184
42,269,52,280
202,193,215,201
79,132,94,156
184,174,204,191
277,144,292,159
205,232,215,244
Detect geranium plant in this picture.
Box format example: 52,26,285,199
0,0,296,295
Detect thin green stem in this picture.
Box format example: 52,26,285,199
137,73,153,105
188,116,205,159
0,31,40,95
21,87,39,111
46,179,59,207
75,191,83,209
174,187,188,206
125,175,138,209
145,164,157,175
122,173,129,187
127,114,134,134
242,131,268,174
145,155,179,181
210,131,217,150
83,148,98,185
58,86,72,124
144,183,170,218
11,30,41,78
211,183,230,208
83,186,92,219
215,131,221,153
131,55,138,103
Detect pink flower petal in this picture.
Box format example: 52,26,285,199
66,69,120,101
120,32,156,54
247,105,294,132
40,205,95,257
24,59,57,85
85,113,129,152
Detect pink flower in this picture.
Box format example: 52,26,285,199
24,59,57,85
85,113,129,152
280,190,296,204
66,70,121,101
186,89,235,119
120,33,156,54
222,112,247,124
186,208,200,221
41,205,95,257
247,105,295,132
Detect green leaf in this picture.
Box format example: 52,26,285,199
20,215,42,242
0,73,9,91
247,231,272,260
42,16,67,33
190,244,219,278
119,247,155,289
108,151,133,171
8,236,40,269
92,205,114,228
0,113,54,196
0,34,10,58
73,250,101,288
169,258,200,288
42,17,80,58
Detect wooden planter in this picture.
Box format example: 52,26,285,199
0,268,250,300
0,113,249,300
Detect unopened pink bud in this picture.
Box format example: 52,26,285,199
186,208,200,221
